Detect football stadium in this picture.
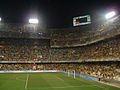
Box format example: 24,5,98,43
0,0,120,90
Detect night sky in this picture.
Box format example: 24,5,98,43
0,0,119,28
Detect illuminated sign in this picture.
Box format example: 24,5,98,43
73,15,91,26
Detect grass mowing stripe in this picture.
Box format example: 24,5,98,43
54,73,72,87
25,85,107,90
0,73,119,90
58,73,113,90
27,73,52,89
58,72,90,85
93,85,109,90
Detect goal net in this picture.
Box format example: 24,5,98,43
67,70,76,79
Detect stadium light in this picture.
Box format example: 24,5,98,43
0,17,2,22
0,56,4,58
105,11,116,19
29,18,39,24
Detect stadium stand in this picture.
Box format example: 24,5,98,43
51,15,120,47
1,35,120,62
51,35,120,61
0,38,50,61
0,15,120,84
0,23,50,39
0,62,120,81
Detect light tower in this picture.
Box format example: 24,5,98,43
28,18,39,31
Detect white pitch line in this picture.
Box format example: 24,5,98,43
93,85,109,90
25,74,29,89
27,85,97,90
55,76,65,81
16,77,26,82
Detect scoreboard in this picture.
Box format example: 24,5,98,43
73,15,91,26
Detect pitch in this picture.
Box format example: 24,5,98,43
0,72,119,90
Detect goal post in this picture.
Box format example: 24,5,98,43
68,70,76,79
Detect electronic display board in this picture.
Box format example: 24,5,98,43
73,15,91,26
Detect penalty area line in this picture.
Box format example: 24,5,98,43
27,85,98,90
25,74,29,89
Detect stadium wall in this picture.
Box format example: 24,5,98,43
0,70,59,73
61,71,99,81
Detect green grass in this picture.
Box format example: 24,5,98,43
0,72,119,90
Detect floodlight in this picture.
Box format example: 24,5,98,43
0,17,1,21
29,18,39,24
0,56,4,58
105,11,116,19
38,32,43,35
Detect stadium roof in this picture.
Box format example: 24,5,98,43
0,0,119,28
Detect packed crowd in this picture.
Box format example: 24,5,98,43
0,23,49,39
0,61,120,81
51,15,120,47
0,15,120,61
0,35,120,61
51,35,120,61
43,62,120,80
0,31,49,39
0,64,34,71
0,23,45,33
0,39,50,61
0,46,50,61
0,15,120,46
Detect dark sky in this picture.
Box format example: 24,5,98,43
0,0,119,28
